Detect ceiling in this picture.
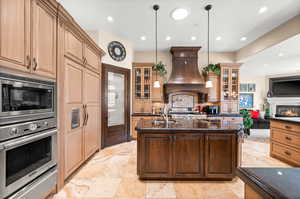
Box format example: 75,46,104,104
58,0,300,52
240,34,300,77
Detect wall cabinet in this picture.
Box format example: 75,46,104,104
219,63,241,114
32,0,57,78
0,0,57,79
138,132,238,180
206,72,220,102
132,63,164,113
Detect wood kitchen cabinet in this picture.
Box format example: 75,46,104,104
132,63,164,113
138,131,239,180
140,134,173,178
173,134,204,178
218,63,242,114
206,72,220,102
0,0,31,72
205,134,236,179
270,120,300,166
57,4,105,187
0,0,58,79
32,0,57,79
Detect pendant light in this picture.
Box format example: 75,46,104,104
205,4,213,88
153,4,160,88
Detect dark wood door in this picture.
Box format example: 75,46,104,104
141,134,173,178
205,134,236,179
173,134,204,178
101,64,130,148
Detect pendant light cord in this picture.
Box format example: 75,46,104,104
207,7,210,66
205,5,212,66
155,8,158,65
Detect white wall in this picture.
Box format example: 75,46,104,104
239,74,267,110
87,30,134,69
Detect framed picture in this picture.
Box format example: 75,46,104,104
240,84,248,92
248,84,256,92
240,93,254,109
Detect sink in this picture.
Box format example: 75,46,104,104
153,119,177,125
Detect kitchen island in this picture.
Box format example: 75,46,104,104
136,119,244,180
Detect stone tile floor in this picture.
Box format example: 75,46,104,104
53,130,290,199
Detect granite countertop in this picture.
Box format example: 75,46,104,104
131,113,242,117
136,119,243,133
270,117,300,124
237,167,300,199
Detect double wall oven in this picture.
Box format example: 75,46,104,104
0,72,57,199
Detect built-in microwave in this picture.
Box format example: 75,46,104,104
0,73,56,125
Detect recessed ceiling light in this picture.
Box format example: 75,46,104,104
171,8,189,21
191,36,197,41
140,36,146,41
278,52,284,57
107,16,114,22
259,6,268,14
240,37,247,41
216,36,222,41
166,36,171,41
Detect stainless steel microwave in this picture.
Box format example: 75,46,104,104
0,73,56,125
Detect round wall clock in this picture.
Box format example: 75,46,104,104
108,41,126,62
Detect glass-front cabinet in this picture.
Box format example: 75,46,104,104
219,64,241,114
133,67,152,100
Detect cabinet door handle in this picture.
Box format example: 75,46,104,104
26,55,31,69
285,125,292,129
33,58,38,71
284,151,291,156
285,136,292,141
82,105,86,126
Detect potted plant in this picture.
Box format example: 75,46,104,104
152,61,167,77
240,109,254,135
202,64,221,75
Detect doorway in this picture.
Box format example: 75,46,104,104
101,64,131,148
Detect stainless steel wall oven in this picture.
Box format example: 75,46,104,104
0,129,57,198
0,73,56,126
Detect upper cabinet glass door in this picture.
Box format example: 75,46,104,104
231,69,239,100
222,68,230,100
134,68,142,99
143,68,151,99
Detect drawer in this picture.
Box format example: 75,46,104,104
271,128,300,149
271,121,300,133
223,117,243,123
271,142,300,165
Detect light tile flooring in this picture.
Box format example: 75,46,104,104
53,130,290,199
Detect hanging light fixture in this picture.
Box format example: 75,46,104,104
153,4,160,88
205,4,213,88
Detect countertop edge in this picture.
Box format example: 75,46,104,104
270,117,300,124
236,168,288,199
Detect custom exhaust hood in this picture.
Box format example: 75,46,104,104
163,47,207,102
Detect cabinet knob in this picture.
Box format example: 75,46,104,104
26,55,31,69
285,125,292,129
284,151,291,156
285,136,292,141
33,58,38,71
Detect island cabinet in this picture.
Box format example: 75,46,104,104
270,119,300,166
205,134,236,179
138,132,239,180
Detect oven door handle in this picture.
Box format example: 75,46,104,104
0,129,57,151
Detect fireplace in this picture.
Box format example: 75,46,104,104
276,105,300,117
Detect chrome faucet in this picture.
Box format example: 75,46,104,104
162,104,170,122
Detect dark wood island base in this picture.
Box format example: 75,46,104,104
136,119,243,180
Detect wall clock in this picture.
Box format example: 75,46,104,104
108,41,126,62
